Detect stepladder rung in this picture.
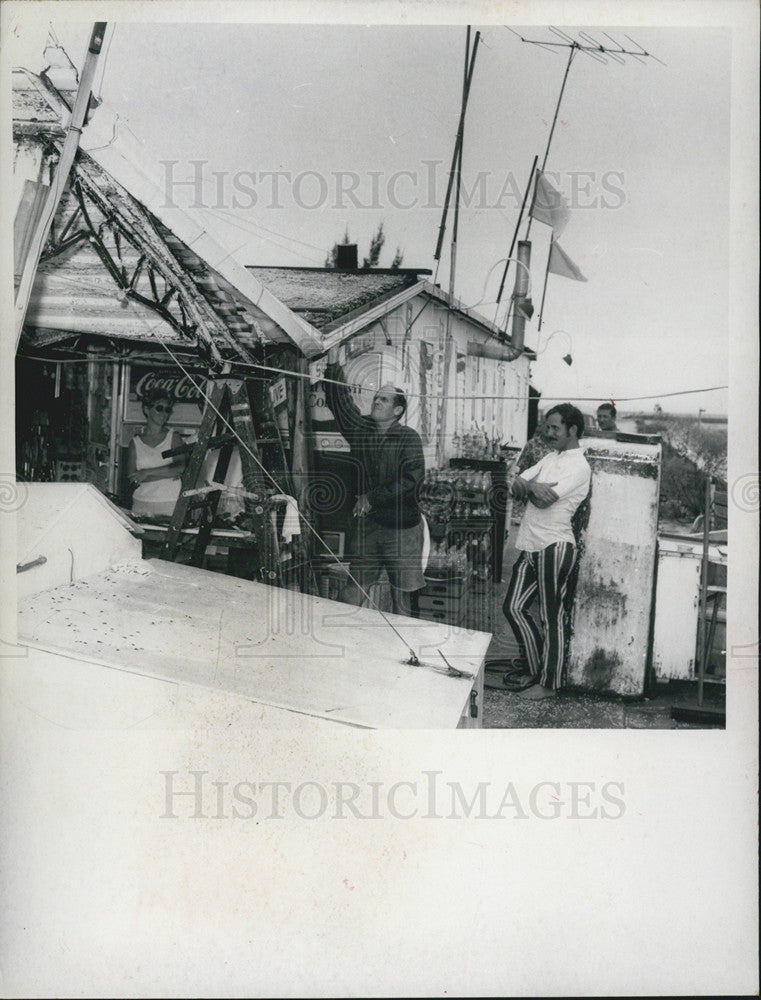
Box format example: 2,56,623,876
160,376,285,586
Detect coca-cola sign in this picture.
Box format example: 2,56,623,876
130,366,206,404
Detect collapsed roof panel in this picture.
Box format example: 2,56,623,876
13,67,325,362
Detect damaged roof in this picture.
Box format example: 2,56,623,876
13,68,325,361
249,266,530,357
247,267,428,331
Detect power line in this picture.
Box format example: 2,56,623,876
204,204,328,257
18,344,728,406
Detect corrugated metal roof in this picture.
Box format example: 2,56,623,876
247,267,422,330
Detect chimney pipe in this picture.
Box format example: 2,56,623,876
336,243,358,269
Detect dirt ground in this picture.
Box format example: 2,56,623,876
464,529,724,730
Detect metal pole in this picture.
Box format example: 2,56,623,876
496,155,538,310
697,472,712,707
437,28,475,465
14,22,107,351
433,31,480,261
537,237,553,330
524,44,576,243
107,360,121,494
447,29,469,458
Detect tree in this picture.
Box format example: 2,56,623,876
362,222,385,268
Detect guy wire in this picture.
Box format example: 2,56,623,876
155,336,425,664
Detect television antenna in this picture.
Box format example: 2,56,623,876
507,26,666,70
495,27,664,329
506,27,664,189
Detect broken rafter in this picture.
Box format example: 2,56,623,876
76,157,243,364
39,173,205,345
129,254,146,291
125,286,193,340
111,224,128,284
56,202,81,246
148,265,159,302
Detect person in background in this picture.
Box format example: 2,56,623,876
595,402,618,437
323,349,425,616
127,387,186,518
502,403,592,699
515,416,554,474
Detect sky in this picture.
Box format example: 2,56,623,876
6,13,738,416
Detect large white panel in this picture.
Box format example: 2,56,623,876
651,546,701,680
567,440,661,696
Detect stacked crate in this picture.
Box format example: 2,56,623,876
416,572,470,625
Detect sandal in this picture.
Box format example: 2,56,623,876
485,657,529,676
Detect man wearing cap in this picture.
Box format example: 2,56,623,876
323,352,425,616
503,403,591,698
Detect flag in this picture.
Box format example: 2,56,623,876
548,240,587,282
529,171,570,235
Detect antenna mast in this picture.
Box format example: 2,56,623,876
497,27,663,331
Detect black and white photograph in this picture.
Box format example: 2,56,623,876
1,0,758,995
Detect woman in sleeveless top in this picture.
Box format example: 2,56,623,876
127,388,186,518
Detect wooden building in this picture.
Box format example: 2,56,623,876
13,68,530,606
245,262,532,613
13,68,323,518
248,263,532,470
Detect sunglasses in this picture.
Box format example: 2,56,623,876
151,404,173,413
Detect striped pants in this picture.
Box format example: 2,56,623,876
502,542,577,690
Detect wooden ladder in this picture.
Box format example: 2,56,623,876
161,375,283,585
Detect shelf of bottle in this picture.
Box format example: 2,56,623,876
420,488,490,503
425,517,493,531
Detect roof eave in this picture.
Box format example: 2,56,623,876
321,280,428,349
420,281,534,355
321,279,534,358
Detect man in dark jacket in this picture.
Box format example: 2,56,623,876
323,353,425,616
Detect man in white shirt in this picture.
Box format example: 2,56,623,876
503,404,592,699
